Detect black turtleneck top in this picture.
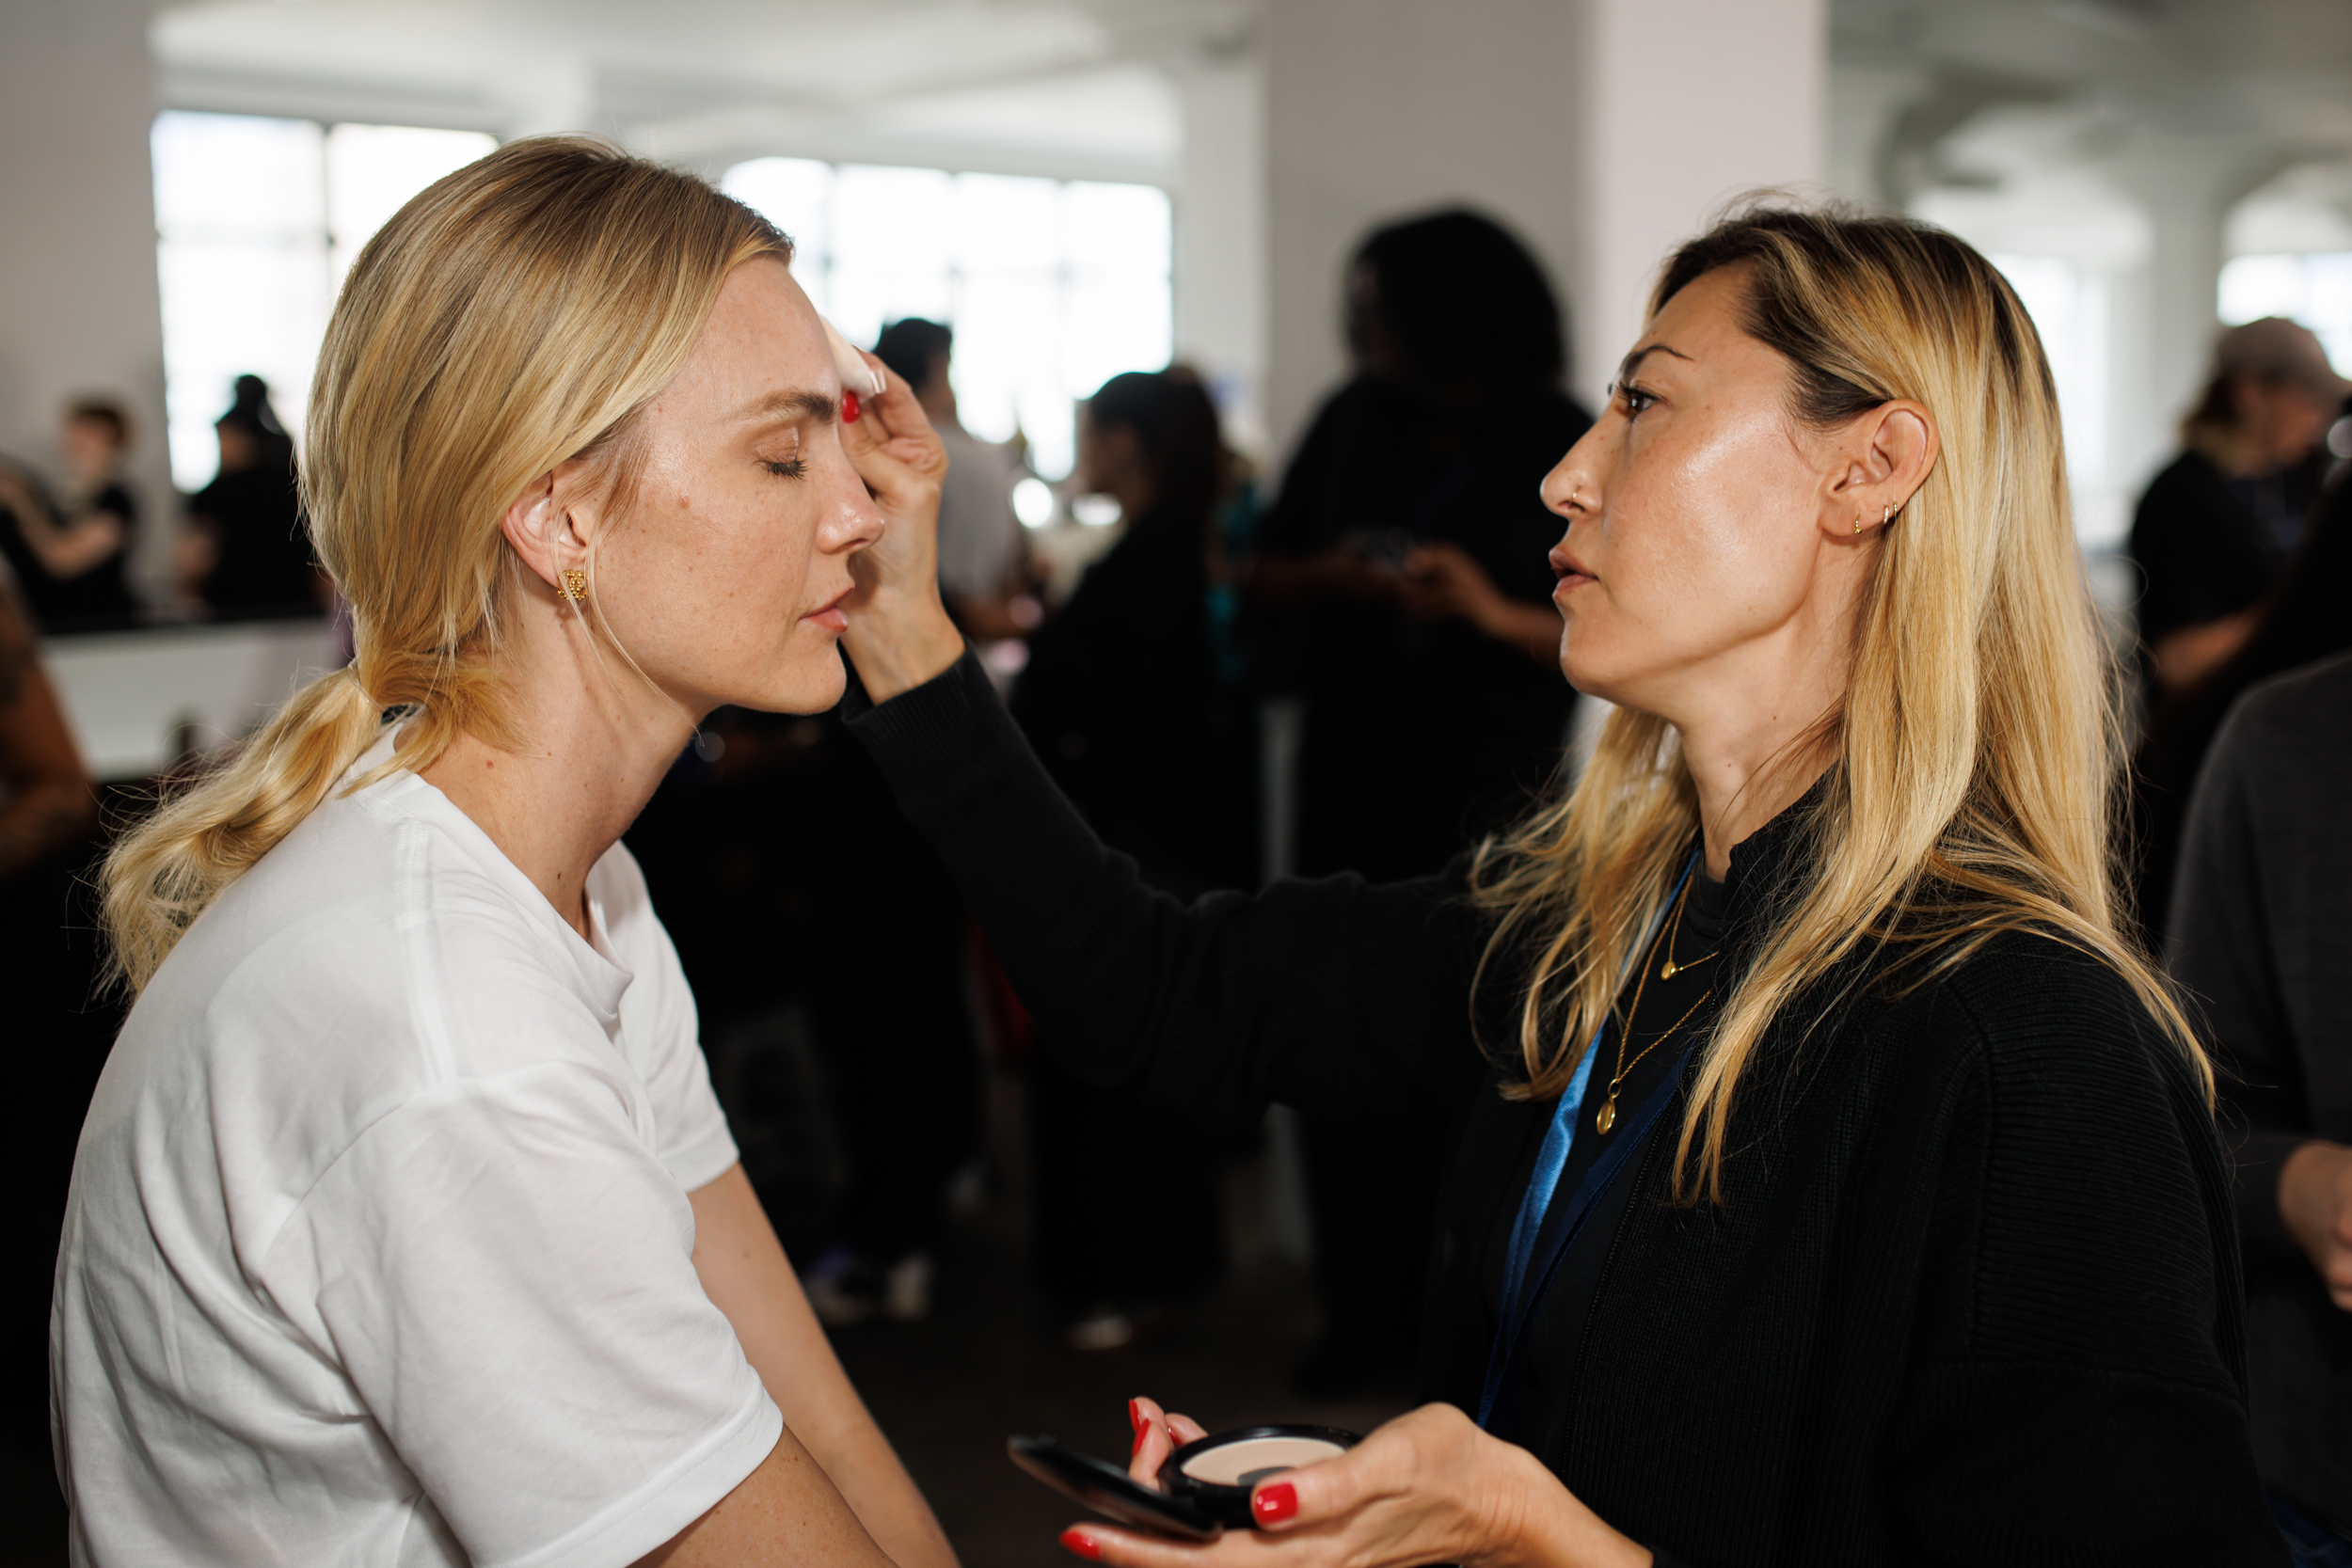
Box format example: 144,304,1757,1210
845,651,2281,1568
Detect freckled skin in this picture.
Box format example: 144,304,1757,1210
1540,265,1883,749
590,259,877,718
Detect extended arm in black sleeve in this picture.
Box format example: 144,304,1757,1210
843,652,1491,1131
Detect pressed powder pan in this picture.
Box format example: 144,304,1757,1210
1160,1425,1359,1528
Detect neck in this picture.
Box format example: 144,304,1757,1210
1679,712,1834,882
1655,624,1851,882
420,594,698,939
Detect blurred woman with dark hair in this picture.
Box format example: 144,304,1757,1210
183,375,324,621
1248,208,1593,1391
2133,469,2352,940
1010,367,1255,1347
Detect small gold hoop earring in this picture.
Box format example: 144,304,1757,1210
1883,502,1895,527
560,568,588,602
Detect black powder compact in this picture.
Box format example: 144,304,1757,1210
1159,1425,1360,1528
1008,1424,1360,1539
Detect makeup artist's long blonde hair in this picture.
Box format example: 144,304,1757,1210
1470,204,2205,1203
103,137,788,992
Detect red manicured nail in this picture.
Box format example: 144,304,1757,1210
1253,1481,1297,1523
841,389,862,423
1060,1528,1102,1560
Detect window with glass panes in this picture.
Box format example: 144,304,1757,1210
723,157,1172,481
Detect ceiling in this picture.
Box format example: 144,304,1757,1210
150,0,1254,182
1833,0,2352,224
152,0,2352,226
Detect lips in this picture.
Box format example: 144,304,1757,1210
803,584,852,631
1549,545,1596,590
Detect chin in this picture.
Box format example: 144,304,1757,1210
745,644,850,716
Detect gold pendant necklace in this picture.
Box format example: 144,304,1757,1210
1594,873,1717,1134
1596,987,1713,1132
1657,877,1718,981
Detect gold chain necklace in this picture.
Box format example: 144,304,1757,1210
1596,877,1716,1135
1658,878,1719,981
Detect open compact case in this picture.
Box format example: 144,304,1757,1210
1158,1425,1361,1528
1008,1423,1360,1539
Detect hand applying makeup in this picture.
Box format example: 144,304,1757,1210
1077,1398,1649,1568
831,329,966,703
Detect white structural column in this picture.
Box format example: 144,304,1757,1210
1174,58,1270,459
2106,139,2283,494
0,0,173,597
1260,0,1830,461
1575,0,1828,404
1258,0,1589,463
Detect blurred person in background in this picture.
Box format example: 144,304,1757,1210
873,318,1034,642
2131,470,2351,940
778,317,1001,1329
2168,646,2352,1566
0,396,142,632
1247,207,1592,1394
182,374,324,622
0,563,107,1533
1009,368,1254,1348
2131,317,2345,699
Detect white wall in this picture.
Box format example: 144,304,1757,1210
1260,0,1828,469
1575,0,1827,406
1260,0,1590,466
1174,58,1269,460
0,0,173,606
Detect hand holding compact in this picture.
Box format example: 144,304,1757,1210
1074,1399,1651,1568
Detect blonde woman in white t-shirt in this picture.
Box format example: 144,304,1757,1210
60,138,961,1568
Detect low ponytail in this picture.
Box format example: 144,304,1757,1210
99,137,790,995
103,667,383,993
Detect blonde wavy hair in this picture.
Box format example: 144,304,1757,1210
103,137,789,992
1470,204,2206,1203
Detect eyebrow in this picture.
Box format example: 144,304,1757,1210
1614,342,1693,387
734,388,838,427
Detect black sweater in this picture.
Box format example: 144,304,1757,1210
2168,649,2352,1528
846,653,2282,1566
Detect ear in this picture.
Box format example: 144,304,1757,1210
1824,400,1937,538
498,459,598,595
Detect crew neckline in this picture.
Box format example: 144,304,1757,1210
344,726,632,1020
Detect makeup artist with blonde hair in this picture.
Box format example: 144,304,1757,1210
58,139,955,1568
837,206,2282,1565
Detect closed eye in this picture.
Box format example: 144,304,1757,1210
763,457,807,480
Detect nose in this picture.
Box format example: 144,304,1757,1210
815,450,886,556
1542,421,1606,519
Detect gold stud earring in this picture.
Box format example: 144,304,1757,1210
560,568,587,602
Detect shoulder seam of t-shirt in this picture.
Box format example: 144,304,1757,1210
354,769,634,1013
251,1056,652,1303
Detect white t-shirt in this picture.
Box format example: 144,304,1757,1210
934,422,1024,602
52,731,781,1567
